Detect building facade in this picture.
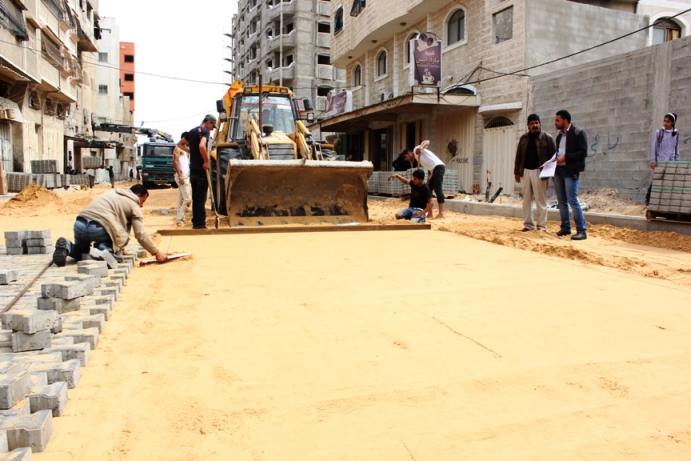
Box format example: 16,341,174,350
119,41,134,113
324,0,690,196
227,0,346,103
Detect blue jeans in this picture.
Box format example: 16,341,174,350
67,217,114,259
553,168,586,233
395,208,426,223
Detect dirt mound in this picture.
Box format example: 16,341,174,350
3,184,60,209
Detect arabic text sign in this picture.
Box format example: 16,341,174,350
409,36,442,87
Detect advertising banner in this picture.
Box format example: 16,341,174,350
324,90,353,119
409,34,442,87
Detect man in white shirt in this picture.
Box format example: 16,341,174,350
404,140,446,218
173,132,191,227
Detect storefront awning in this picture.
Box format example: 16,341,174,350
0,97,25,123
317,90,479,133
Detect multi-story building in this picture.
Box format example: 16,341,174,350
227,0,345,103
119,41,134,113
94,17,135,179
0,0,103,176
323,0,691,195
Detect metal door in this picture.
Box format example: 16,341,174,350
436,110,474,193
0,123,11,173
482,117,516,195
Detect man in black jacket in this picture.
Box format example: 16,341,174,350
554,110,588,240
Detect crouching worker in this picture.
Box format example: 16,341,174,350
388,169,433,223
52,184,167,268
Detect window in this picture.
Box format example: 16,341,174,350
318,22,330,33
334,7,343,34
124,73,134,82
317,87,332,97
350,0,365,17
493,6,513,43
653,18,681,45
124,92,134,100
376,50,387,77
447,9,465,45
405,32,419,65
317,55,331,65
124,54,134,63
98,52,107,62
285,22,294,34
353,65,361,86
250,45,257,60
284,54,294,66
98,85,108,94
250,20,257,34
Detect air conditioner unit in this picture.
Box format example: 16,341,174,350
316,96,327,111
387,92,395,100
379,92,386,102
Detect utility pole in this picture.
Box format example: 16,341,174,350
279,0,283,86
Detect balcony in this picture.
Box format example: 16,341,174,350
317,1,330,16
317,64,334,81
265,30,296,53
269,63,295,82
267,0,296,21
317,32,330,48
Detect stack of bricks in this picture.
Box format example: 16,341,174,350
1,305,58,353
29,160,58,174
4,231,53,256
0,270,18,286
648,161,691,214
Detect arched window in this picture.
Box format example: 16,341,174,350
447,9,465,45
353,65,361,86
376,50,387,77
405,32,419,65
484,116,514,129
653,18,681,45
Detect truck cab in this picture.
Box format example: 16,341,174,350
139,142,177,187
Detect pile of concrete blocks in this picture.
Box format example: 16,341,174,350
0,250,136,455
649,161,691,215
4,231,53,256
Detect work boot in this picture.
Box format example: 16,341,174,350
90,248,119,269
53,237,69,267
556,229,571,237
571,232,587,241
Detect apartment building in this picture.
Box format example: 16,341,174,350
324,0,690,195
119,41,134,113
227,0,345,103
0,0,106,175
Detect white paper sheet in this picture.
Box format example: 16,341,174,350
539,154,558,179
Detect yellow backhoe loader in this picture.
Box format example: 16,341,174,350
209,80,373,226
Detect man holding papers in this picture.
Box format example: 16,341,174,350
514,114,556,231
554,110,589,241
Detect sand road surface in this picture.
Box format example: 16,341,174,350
1,185,690,459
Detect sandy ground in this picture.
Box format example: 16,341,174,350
1,184,690,460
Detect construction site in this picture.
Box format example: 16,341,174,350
0,180,689,460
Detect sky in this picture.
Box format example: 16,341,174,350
98,1,237,140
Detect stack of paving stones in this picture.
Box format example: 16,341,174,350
649,161,691,216
4,232,53,256
0,237,138,456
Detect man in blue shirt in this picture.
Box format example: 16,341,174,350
179,115,216,229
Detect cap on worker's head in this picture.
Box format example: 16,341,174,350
203,114,217,128
412,169,425,180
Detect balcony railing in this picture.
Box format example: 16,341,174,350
266,30,296,53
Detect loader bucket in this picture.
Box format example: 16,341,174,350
225,159,373,226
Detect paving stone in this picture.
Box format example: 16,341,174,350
28,374,46,388
1,310,56,335
79,314,105,334
11,332,52,353
0,429,6,453
63,274,101,289
49,317,61,335
93,287,117,301
53,328,98,351
27,231,50,240
3,232,27,241
24,238,51,247
77,260,107,268
113,268,129,279
0,333,11,349
0,400,29,418
28,382,67,417
77,265,108,277
1,447,33,460
4,249,23,257
2,240,23,249
46,337,72,347
0,409,53,452
0,372,30,410
40,281,93,300
40,343,90,367
26,247,53,256
27,360,80,389
36,297,80,314
103,281,120,295
0,271,18,285
6,353,61,365
86,304,111,321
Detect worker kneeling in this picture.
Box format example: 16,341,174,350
388,169,433,223
52,184,167,268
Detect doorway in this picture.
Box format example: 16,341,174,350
372,127,392,171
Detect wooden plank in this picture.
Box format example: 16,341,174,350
158,223,431,236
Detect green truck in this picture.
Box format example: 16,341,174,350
139,142,177,187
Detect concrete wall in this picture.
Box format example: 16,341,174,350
531,35,691,203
